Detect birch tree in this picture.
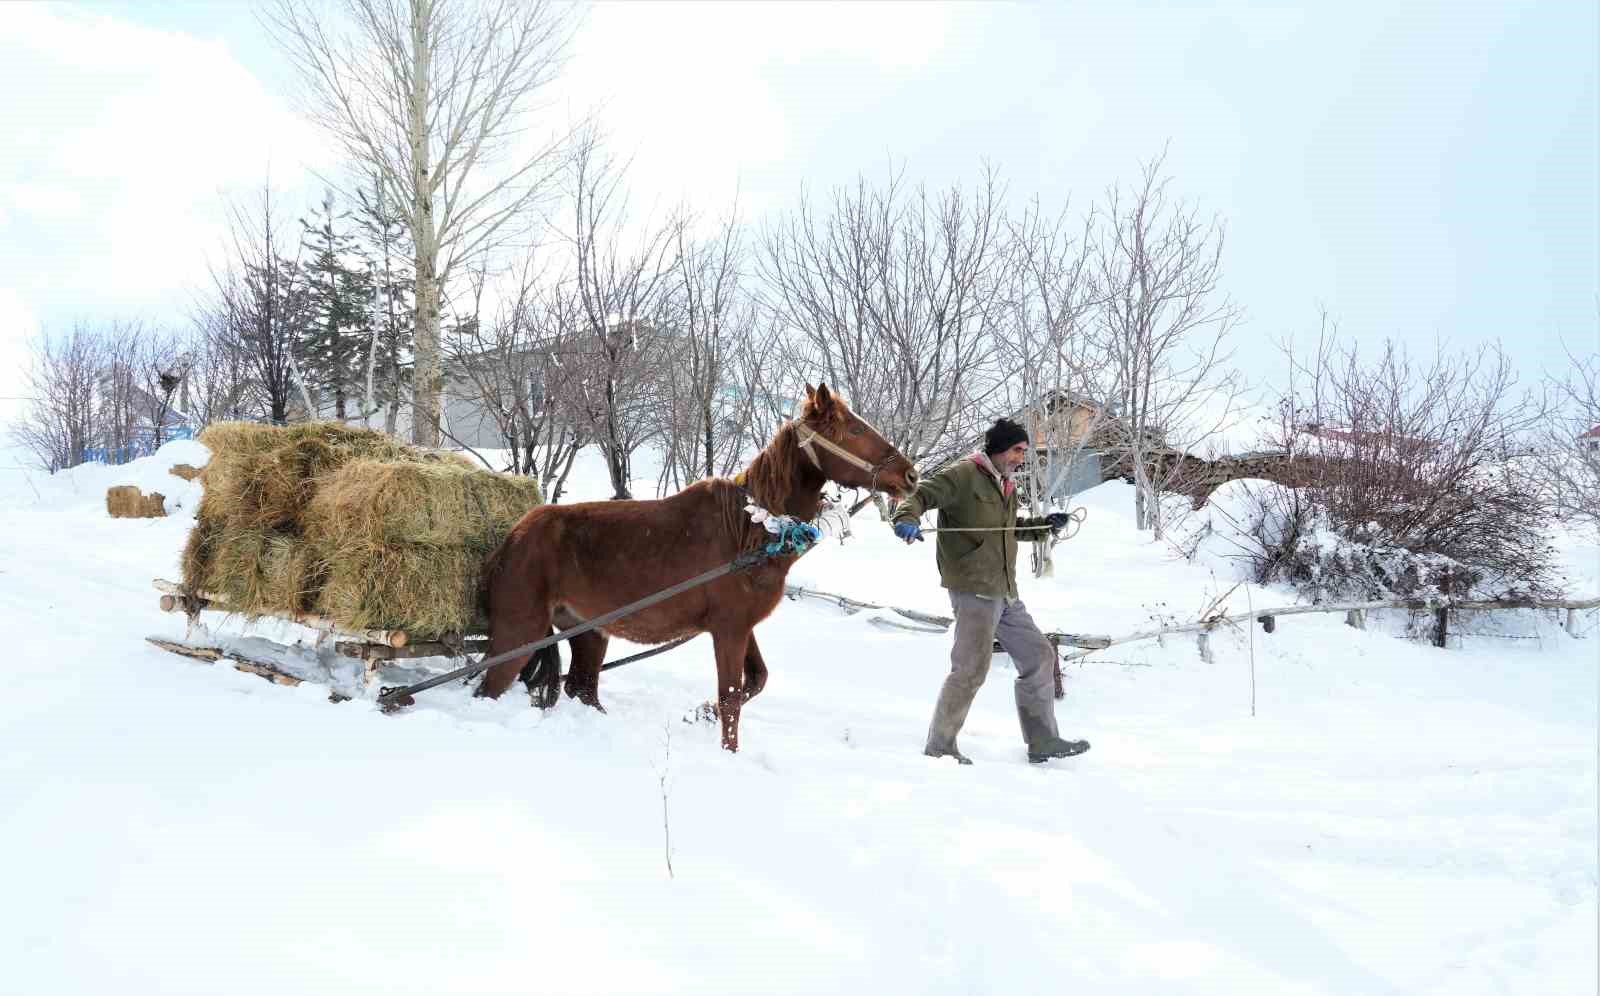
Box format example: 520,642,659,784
266,0,573,446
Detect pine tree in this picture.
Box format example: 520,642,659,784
352,175,415,433
299,192,369,419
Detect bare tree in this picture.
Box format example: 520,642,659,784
759,165,1006,467
561,127,679,499
722,309,803,463
266,0,574,447
207,182,317,424
133,328,188,446
1536,344,1600,531
655,205,763,493
184,313,256,427
14,324,107,471
1095,153,1243,537
1262,329,1555,597
96,322,145,461
992,198,1110,574
442,256,587,499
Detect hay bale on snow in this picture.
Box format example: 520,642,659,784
107,485,139,518
108,485,166,518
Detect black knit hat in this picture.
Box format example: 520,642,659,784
983,418,1029,456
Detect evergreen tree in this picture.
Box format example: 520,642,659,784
300,193,369,419
352,174,415,433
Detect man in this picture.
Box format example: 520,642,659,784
891,418,1091,765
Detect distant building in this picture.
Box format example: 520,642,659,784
1580,425,1600,454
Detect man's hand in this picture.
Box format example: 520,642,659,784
1046,512,1072,531
893,520,923,544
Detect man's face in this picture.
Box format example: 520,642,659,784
995,441,1029,475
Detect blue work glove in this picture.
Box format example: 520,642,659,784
893,520,923,544
1046,512,1072,530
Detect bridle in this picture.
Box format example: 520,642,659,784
794,422,904,494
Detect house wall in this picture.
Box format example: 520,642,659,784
1024,404,1099,447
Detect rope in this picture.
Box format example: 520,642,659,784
920,507,1087,541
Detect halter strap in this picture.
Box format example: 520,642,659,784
794,423,882,476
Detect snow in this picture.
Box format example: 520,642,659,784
1,440,1595,995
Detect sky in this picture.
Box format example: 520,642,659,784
1,0,1595,426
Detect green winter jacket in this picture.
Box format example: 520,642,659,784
891,454,1054,600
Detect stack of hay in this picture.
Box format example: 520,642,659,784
182,422,541,640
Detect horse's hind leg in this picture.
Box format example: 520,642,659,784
476,605,551,700
563,628,610,712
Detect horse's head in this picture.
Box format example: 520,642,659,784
795,382,919,499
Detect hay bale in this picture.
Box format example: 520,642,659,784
106,485,139,518
180,420,528,636
196,421,470,530
304,460,542,549
203,526,273,614
262,533,325,613
108,485,166,518
318,541,488,638
169,463,202,481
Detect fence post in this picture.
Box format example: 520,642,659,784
1432,570,1454,649
1258,615,1275,634
1567,608,1579,638
1345,609,1365,630
1197,629,1214,664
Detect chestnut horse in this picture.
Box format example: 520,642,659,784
476,383,917,751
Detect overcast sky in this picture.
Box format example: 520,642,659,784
1,0,1594,426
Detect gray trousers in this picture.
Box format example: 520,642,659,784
926,590,1061,751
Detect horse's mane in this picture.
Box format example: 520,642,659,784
716,421,802,547
714,396,849,549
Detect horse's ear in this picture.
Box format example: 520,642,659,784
803,383,816,400
814,382,835,411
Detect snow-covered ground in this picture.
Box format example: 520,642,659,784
1,439,1595,995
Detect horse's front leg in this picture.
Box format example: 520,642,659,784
712,628,751,752
742,634,769,703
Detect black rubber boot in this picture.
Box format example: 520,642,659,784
1028,736,1090,763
